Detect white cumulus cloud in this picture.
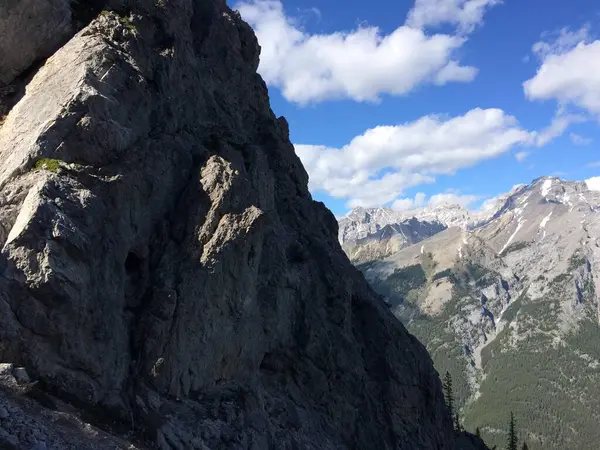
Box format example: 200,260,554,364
391,191,478,211
531,26,591,60
586,177,600,191
429,192,480,207
391,192,428,211
235,0,481,105
295,108,531,208
515,151,529,162
570,133,592,146
407,0,501,33
531,113,585,146
480,195,502,212
524,26,600,116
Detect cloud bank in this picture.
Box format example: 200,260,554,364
524,26,600,117
295,108,530,207
235,0,498,104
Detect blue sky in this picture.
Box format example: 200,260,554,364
235,0,600,216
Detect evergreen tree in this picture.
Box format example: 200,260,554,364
442,371,454,422
521,443,529,450
476,427,481,438
507,412,518,450
454,413,462,432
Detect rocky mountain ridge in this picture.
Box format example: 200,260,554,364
339,204,469,245
341,217,447,263
338,185,526,248
347,176,600,449
0,1,484,449
338,198,505,264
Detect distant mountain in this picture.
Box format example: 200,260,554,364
338,185,527,247
338,193,507,263
342,176,600,449
341,217,447,262
339,204,469,245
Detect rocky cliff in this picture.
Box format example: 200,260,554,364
0,1,485,448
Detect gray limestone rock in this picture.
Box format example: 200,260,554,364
0,0,72,85
0,1,486,449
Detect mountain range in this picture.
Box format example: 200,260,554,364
337,187,526,262
339,176,600,449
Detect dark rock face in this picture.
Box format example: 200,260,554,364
0,0,72,85
0,1,486,448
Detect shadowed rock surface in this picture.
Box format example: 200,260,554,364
0,0,72,86
0,1,487,448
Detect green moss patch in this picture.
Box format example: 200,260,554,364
34,158,62,173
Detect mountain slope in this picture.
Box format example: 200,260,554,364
0,1,484,448
339,204,471,244
342,217,446,262
338,184,527,247
353,176,600,449
338,197,513,263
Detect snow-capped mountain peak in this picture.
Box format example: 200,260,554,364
339,201,497,245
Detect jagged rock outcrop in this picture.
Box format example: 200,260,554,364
0,1,487,448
